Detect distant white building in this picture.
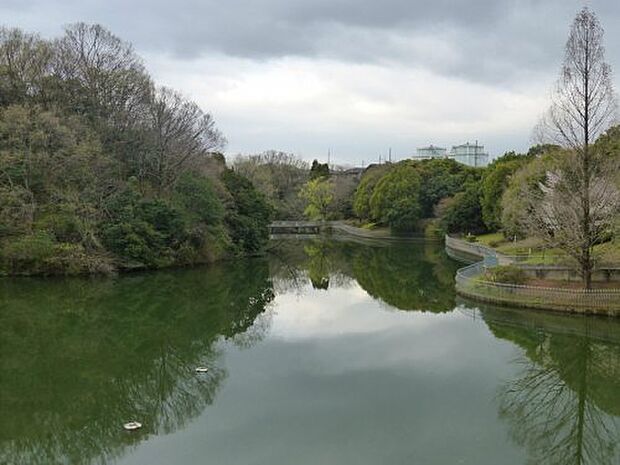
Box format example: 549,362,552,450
412,141,489,167
415,145,447,159
450,142,489,167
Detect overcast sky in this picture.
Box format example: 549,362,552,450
2,0,620,165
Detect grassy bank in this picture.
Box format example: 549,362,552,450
472,232,620,266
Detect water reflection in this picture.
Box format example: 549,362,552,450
0,261,274,465
269,238,460,312
1,241,619,465
463,301,620,465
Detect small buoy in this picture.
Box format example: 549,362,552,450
195,367,209,373
123,421,142,431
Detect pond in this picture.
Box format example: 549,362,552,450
1,238,619,465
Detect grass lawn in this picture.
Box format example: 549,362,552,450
475,232,563,261
596,240,620,264
473,232,620,266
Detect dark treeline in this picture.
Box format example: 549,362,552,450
0,24,272,275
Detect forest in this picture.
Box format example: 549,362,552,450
0,24,271,275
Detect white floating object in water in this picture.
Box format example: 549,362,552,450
195,367,209,373
123,421,142,431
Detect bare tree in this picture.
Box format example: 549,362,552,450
53,23,152,127
0,27,53,105
534,7,619,288
145,86,226,192
525,151,620,282
233,151,309,218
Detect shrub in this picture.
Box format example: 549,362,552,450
0,186,34,237
174,173,224,225
221,169,272,254
35,209,82,243
45,243,115,275
465,233,478,243
102,190,186,267
1,231,56,274
483,265,528,285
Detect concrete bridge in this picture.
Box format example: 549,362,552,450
268,221,327,234
268,221,425,241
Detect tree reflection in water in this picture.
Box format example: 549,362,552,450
269,238,460,312
5,240,618,465
475,303,620,465
0,260,274,465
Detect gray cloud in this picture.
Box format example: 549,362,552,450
2,0,620,162
3,0,620,86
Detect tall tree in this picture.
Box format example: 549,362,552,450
369,163,421,232
309,159,329,179
299,177,334,221
533,7,619,288
53,24,152,123
233,151,309,219
146,86,226,192
0,28,52,106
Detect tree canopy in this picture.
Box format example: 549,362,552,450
369,163,422,232
0,24,271,275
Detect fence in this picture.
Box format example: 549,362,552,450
446,235,620,315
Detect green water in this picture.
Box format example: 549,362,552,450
1,239,619,465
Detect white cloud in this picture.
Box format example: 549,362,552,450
4,0,620,163
146,53,550,163
266,285,450,340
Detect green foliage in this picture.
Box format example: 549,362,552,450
350,241,459,312
353,165,391,220
221,169,272,255
43,243,114,275
369,163,421,231
0,259,274,465
481,152,533,231
594,125,620,164
483,265,528,285
0,25,272,275
35,209,82,243
299,177,335,221
500,152,559,239
0,186,33,237
174,173,223,225
353,159,479,233
102,190,186,268
1,231,56,274
438,182,486,235
465,233,478,243
309,159,329,179
526,144,562,157
416,158,480,218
